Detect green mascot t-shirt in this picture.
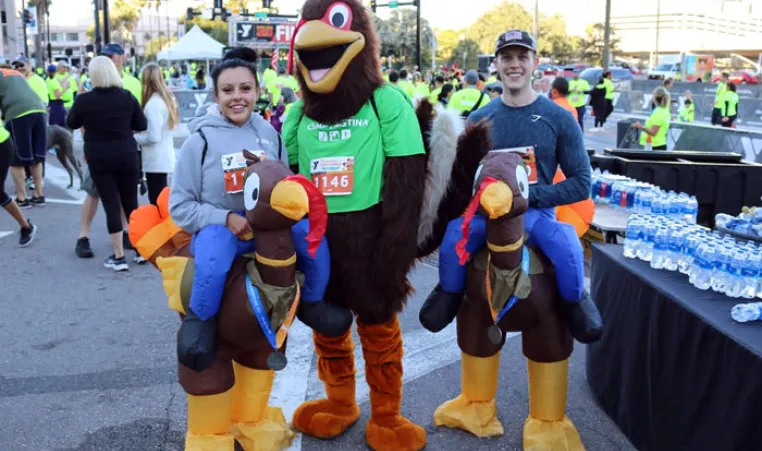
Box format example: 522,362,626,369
284,84,425,213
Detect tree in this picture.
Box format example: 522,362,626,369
577,22,620,66
183,17,229,45
373,9,434,70
28,0,51,66
537,14,577,62
144,35,177,58
86,0,142,45
466,1,532,55
434,29,462,64
450,39,481,70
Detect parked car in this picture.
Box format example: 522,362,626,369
563,64,591,78
580,67,634,87
712,70,761,85
538,63,561,77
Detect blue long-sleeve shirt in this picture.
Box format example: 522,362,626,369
468,95,591,209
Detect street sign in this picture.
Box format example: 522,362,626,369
231,19,297,49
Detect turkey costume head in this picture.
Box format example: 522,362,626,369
289,0,384,123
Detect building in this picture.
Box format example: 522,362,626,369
0,0,25,60
610,0,762,60
48,26,89,66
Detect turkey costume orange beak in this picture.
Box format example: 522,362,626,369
456,177,513,265
288,2,365,94
270,175,328,257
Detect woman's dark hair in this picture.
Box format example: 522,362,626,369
223,46,258,63
727,81,737,92
685,99,692,106
211,58,259,94
438,83,454,102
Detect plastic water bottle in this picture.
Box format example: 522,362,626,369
742,252,761,299
638,221,657,261
651,194,665,216
680,232,699,275
624,217,642,259
667,195,680,220
725,250,747,298
665,226,683,272
651,227,669,270
730,302,762,322
711,246,734,293
691,244,715,290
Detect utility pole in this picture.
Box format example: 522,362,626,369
21,0,29,57
46,9,51,61
415,0,421,71
654,0,661,67
602,0,611,69
533,0,539,41
102,0,110,44
93,0,102,54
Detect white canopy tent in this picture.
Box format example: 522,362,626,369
157,25,224,61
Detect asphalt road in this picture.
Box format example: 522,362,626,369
0,123,632,451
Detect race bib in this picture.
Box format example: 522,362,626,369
221,153,247,193
492,146,538,184
310,156,354,196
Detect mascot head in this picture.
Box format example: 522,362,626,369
289,0,383,123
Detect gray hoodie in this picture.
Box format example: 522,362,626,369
169,104,287,234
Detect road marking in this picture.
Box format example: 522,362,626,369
270,320,314,451
45,197,85,205
43,163,88,202
0,231,12,240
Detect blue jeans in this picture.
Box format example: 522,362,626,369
188,215,330,320
438,208,584,303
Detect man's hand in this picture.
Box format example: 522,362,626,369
721,117,729,123
632,121,642,130
226,213,252,239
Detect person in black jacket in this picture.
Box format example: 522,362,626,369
67,56,147,271
588,77,608,131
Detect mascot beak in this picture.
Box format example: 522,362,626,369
480,181,513,219
294,20,365,94
271,179,310,221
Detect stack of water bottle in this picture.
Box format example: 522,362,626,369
590,168,699,220
624,212,762,323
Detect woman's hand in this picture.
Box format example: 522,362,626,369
226,213,252,239
632,121,642,130
721,117,729,123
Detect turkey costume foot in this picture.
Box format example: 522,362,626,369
283,1,484,450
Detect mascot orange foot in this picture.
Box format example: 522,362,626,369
293,318,425,451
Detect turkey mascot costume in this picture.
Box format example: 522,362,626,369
282,1,487,450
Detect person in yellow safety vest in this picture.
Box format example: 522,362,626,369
12,57,48,107
284,73,300,94
720,81,739,128
46,65,66,126
568,68,590,131
162,67,171,82
602,70,615,122
100,43,142,103
54,61,76,110
633,87,671,150
191,62,197,72
447,70,490,118
486,70,498,85
712,72,729,125
429,75,445,104
678,90,695,123
267,67,291,106
397,69,416,99
413,72,430,99
262,64,277,89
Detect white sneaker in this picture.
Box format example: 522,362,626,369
104,255,129,272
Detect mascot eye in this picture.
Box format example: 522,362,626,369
243,173,261,211
327,3,352,29
473,164,484,195
515,165,529,199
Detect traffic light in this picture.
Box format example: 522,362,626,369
370,0,376,12
186,7,194,21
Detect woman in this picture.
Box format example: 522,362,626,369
193,69,207,90
135,63,179,205
1,125,36,246
67,56,148,271
437,83,454,107
169,55,289,368
589,77,608,132
721,82,739,128
633,87,671,150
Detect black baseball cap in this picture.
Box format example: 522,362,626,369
495,30,537,55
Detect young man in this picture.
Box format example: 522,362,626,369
423,30,602,343
712,72,729,126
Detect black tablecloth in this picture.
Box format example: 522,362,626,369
587,244,762,451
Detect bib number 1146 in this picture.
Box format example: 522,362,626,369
310,156,354,196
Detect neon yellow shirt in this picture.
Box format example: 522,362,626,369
0,124,9,143
678,103,695,123
398,80,416,99
448,87,489,114
486,75,498,84
603,78,615,100
721,91,739,117
568,79,590,108
283,84,425,213
639,106,671,148
123,74,142,103
429,87,442,104
414,82,430,98
46,77,63,100
27,73,48,106
55,73,75,107
714,82,727,108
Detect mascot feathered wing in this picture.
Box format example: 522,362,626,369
282,1,486,450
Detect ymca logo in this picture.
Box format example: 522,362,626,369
194,93,208,107
318,129,352,143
